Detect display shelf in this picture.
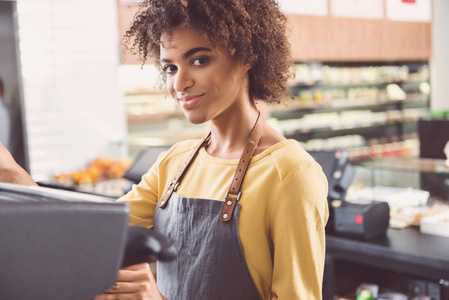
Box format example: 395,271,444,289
271,98,429,120
355,158,449,175
284,120,421,142
126,99,427,125
269,61,430,154
289,80,427,90
346,140,418,163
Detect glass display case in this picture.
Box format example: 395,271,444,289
348,158,449,230
352,158,449,198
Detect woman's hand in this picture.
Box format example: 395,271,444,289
95,263,167,300
0,142,36,186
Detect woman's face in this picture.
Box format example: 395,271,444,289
160,27,250,124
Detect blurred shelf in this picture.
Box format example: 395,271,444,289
289,79,427,90
355,158,449,175
284,120,421,142
271,98,429,120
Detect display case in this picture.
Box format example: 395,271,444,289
348,158,449,228
351,158,449,200
325,158,449,300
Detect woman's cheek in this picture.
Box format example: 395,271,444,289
166,79,174,96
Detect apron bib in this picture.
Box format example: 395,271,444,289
154,112,265,300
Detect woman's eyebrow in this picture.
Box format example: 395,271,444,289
183,47,212,59
160,47,212,63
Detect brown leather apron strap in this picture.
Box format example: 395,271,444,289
159,112,265,223
159,132,211,208
220,112,264,222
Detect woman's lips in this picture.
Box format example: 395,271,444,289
178,94,204,109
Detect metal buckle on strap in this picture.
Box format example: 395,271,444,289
225,190,242,201
168,181,179,192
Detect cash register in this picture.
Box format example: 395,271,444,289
0,182,176,300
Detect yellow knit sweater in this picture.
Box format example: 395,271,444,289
118,138,329,299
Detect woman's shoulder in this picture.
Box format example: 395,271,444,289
262,139,323,179
258,125,316,164
263,139,313,162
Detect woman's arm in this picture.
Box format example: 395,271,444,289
0,142,37,186
270,160,329,299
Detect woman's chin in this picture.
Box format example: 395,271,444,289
183,112,209,125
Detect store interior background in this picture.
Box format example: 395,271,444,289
1,0,449,299
0,0,447,183
1,0,448,211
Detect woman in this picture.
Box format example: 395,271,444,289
105,0,328,299
0,0,328,299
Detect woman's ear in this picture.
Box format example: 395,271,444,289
242,62,252,73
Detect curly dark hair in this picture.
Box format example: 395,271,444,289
124,0,293,103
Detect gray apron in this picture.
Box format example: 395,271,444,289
153,113,265,300
154,193,262,299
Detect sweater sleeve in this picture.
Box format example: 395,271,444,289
116,152,166,228
270,161,329,300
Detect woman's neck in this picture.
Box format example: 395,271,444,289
206,102,261,159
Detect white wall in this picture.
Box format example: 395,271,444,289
16,0,127,181
431,0,449,111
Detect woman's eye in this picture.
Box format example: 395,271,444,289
163,65,177,74
192,57,209,66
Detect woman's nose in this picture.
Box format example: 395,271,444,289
173,68,194,92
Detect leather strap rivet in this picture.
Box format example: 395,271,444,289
223,213,229,219
166,189,171,194
227,201,232,206
160,200,165,205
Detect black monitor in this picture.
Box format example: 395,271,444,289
124,146,171,183
308,150,355,201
